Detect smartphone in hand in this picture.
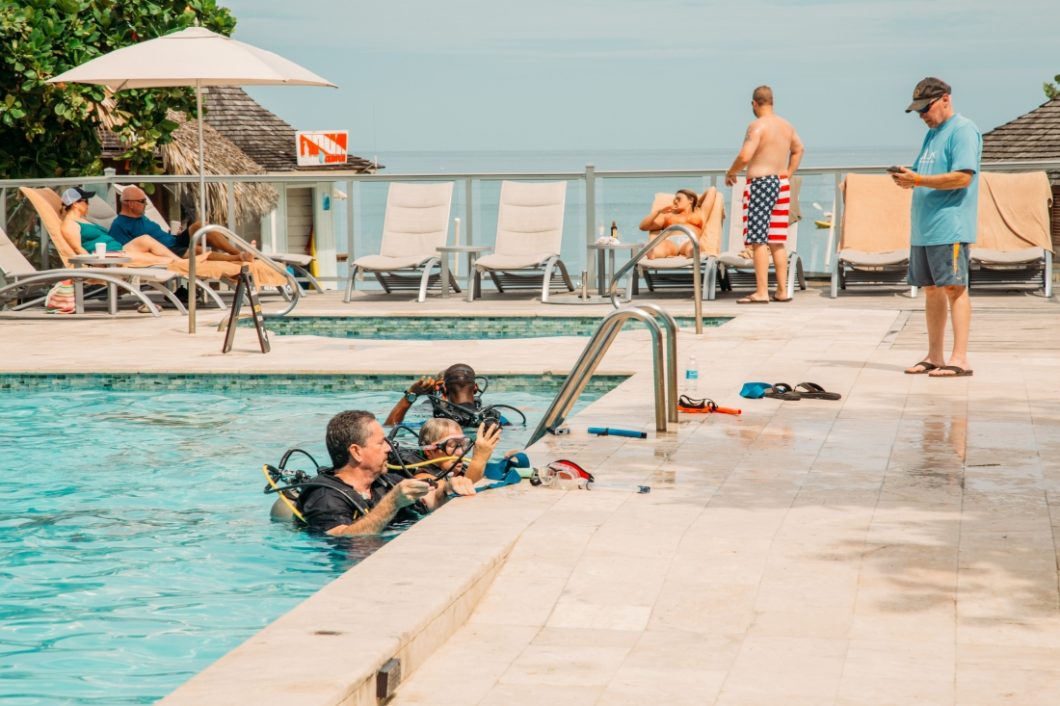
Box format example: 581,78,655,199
886,165,904,174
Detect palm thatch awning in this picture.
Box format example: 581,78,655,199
159,111,279,224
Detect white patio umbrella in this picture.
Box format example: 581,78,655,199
48,26,336,223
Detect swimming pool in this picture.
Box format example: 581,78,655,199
241,315,730,340
0,375,618,704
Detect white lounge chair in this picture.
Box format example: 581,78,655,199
343,182,457,303
830,174,913,298
473,181,573,302
636,189,723,300
970,171,1053,296
0,225,182,316
717,176,805,297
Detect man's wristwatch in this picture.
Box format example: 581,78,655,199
404,390,418,403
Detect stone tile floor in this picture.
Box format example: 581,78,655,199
4,283,1059,705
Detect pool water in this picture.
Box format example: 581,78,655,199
0,381,610,705
243,315,729,340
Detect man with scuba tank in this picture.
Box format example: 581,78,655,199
296,410,479,536
385,362,480,426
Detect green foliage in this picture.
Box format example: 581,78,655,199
1045,74,1060,101
0,1,236,179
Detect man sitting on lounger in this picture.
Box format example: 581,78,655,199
640,188,718,259
108,186,251,262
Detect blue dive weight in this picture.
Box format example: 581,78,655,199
588,426,647,439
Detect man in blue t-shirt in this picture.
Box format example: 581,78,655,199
108,186,250,261
892,77,981,378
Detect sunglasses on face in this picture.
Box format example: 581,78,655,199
917,97,941,115
123,198,148,204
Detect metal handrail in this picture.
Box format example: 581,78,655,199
187,224,301,334
607,224,704,334
526,304,678,447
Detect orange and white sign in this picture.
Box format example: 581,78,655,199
295,130,348,166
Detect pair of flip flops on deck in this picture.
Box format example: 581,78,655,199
905,361,974,377
739,382,842,401
736,293,792,304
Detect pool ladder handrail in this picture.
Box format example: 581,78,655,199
187,224,302,334
608,224,706,335
526,304,679,447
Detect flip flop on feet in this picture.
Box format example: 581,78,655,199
929,365,973,378
904,360,939,375
737,295,770,304
770,293,792,302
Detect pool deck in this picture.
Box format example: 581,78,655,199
5,284,1060,705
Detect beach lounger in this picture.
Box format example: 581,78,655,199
970,171,1053,296
718,176,805,297
473,181,573,302
0,225,182,316
19,187,288,308
829,174,913,298
343,182,457,303
636,189,723,300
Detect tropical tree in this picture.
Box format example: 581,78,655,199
0,0,236,179
1045,74,1060,101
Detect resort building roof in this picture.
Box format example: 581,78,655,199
200,86,378,175
983,97,1060,181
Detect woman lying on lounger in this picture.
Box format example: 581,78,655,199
639,187,718,259
58,187,208,266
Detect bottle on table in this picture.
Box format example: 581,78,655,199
610,220,619,241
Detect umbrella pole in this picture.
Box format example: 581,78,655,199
189,81,205,334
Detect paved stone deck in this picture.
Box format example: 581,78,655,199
4,283,1059,705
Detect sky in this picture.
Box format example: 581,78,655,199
224,0,1059,158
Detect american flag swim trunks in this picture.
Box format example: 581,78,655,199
742,175,789,245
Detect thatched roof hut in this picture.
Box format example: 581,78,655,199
983,97,1060,250
159,112,278,224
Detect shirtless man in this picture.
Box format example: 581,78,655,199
639,187,719,259
725,85,804,304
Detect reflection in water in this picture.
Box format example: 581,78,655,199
906,415,966,488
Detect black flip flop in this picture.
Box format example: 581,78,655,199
929,365,974,378
762,383,801,400
794,382,842,400
770,293,793,302
905,360,938,375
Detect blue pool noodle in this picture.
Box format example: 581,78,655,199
588,426,647,439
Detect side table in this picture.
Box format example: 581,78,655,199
69,254,132,315
589,242,638,301
437,245,490,302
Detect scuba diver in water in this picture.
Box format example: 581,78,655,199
414,417,500,483
384,363,526,429
295,410,476,536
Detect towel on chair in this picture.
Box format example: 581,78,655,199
976,171,1052,251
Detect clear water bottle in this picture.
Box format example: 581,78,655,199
684,354,699,393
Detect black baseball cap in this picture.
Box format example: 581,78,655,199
905,77,951,113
